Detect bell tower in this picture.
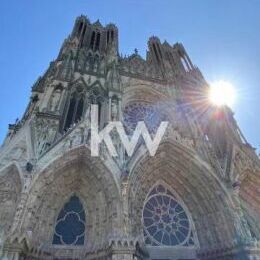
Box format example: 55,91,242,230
0,15,259,260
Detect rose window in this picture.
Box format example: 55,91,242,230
143,184,195,246
123,103,166,134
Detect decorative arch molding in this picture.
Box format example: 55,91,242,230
19,149,122,257
86,80,106,102
61,78,107,132
127,141,237,253
67,77,106,98
0,163,23,237
88,80,106,93
35,145,121,192
69,76,89,91
127,138,205,179
0,162,24,183
122,83,169,108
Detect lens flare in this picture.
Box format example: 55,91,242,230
209,81,236,107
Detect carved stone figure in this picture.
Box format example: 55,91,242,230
49,88,62,112
0,15,259,260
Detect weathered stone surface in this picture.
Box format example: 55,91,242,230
0,15,259,260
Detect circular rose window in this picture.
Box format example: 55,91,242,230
123,103,166,134
143,184,195,246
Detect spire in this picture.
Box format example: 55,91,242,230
93,19,102,28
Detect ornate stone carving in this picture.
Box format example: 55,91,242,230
0,15,259,260
48,87,62,112
32,116,59,157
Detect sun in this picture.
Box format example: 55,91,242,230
209,80,236,107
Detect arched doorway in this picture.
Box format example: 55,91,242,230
128,142,236,260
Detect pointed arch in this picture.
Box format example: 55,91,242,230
88,80,105,93
87,81,105,106
128,141,237,255
69,76,88,90
64,93,77,130
20,146,121,254
62,83,87,131
75,96,84,122
87,81,106,127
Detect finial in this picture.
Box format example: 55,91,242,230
134,48,138,55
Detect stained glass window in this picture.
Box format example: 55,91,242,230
63,89,85,131
64,95,76,130
143,184,194,246
123,103,167,135
53,195,86,246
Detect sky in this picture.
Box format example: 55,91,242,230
0,0,260,151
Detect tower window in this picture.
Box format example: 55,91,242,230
52,195,86,245
95,32,101,51
80,25,86,47
156,43,163,59
111,30,114,41
63,89,85,131
88,86,104,127
78,22,83,37
64,94,76,130
90,31,96,50
107,31,110,43
152,43,160,63
75,97,84,122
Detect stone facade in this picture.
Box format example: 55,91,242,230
0,15,259,260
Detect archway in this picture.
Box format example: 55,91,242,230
20,147,121,259
128,141,237,259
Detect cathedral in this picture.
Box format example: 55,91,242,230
0,15,259,260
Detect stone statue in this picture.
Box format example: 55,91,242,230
49,88,62,112
111,97,119,121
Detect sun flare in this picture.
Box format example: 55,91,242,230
209,81,236,107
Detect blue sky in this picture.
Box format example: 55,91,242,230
0,0,260,151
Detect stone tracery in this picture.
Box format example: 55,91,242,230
143,183,195,247
0,14,259,260
53,195,86,245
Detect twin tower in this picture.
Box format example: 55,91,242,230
0,15,259,260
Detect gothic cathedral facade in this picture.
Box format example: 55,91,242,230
0,15,259,260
